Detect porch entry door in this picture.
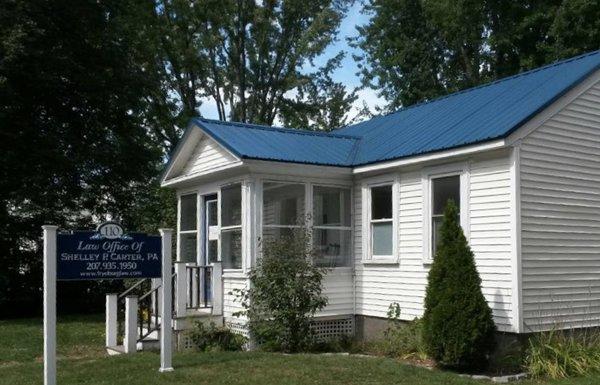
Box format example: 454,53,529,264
203,197,219,304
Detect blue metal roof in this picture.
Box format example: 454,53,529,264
187,50,600,168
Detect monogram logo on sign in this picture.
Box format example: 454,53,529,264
96,222,124,239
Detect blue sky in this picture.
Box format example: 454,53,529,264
200,4,384,121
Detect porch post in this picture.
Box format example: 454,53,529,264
175,262,187,318
211,262,223,316
124,295,138,354
159,228,174,372
105,293,118,347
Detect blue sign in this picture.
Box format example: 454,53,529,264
57,224,162,280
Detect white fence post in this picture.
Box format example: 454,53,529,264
105,294,118,347
124,295,138,354
43,225,58,385
175,262,187,318
211,262,223,316
159,228,174,372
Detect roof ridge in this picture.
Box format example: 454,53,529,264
194,117,361,140
337,49,600,132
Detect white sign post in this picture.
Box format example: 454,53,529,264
159,228,174,372
43,225,58,385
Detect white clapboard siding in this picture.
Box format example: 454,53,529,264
354,156,514,331
179,135,238,177
223,276,248,321
318,270,354,317
520,81,600,332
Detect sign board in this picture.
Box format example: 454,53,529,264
43,223,173,385
57,224,161,280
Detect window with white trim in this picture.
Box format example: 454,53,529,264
369,184,394,259
221,183,242,269
262,181,305,240
179,193,198,263
313,186,351,267
431,175,460,257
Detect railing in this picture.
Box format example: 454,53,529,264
106,262,223,353
186,265,213,310
138,284,160,341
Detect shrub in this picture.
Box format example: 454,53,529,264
525,328,600,379
371,303,427,360
422,200,496,370
188,321,246,352
234,225,328,352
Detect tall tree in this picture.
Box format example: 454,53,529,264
0,0,163,315
353,0,600,111
145,0,355,150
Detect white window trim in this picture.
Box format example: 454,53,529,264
176,192,200,264
361,175,399,264
219,181,245,272
311,183,353,268
421,161,471,264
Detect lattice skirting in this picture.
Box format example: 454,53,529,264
311,316,355,341
225,319,250,338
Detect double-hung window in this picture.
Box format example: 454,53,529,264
370,185,394,259
262,182,305,240
431,175,460,257
313,186,351,267
179,193,198,263
423,162,469,262
221,183,242,269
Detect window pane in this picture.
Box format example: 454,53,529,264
261,227,295,243
313,229,351,267
371,185,392,220
263,182,305,226
221,184,242,227
180,194,197,231
207,200,218,227
180,233,197,263
313,186,351,227
207,240,218,264
433,175,460,215
372,221,393,256
221,229,242,269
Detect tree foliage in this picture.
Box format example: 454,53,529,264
422,200,496,370
353,0,600,111
144,0,357,149
234,227,328,352
0,0,166,315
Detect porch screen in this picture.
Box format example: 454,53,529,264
313,186,351,267
179,194,197,263
221,183,242,269
262,182,305,240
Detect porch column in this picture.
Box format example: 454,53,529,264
174,262,187,317
211,262,223,316
124,295,138,354
105,293,118,347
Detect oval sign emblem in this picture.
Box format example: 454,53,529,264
97,222,124,239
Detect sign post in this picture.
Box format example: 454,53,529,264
43,225,58,385
43,222,173,384
159,229,174,372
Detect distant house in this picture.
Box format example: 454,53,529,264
160,50,600,340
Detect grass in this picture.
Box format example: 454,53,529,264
1,315,600,385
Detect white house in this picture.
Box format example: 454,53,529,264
156,50,600,342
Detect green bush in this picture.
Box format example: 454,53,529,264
234,226,328,353
525,328,600,379
422,200,496,370
188,321,247,352
370,303,428,360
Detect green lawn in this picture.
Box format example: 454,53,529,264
0,315,599,385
